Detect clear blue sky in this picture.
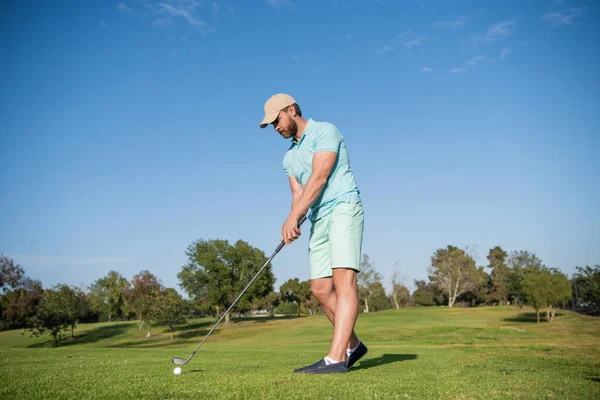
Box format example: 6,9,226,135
1,0,598,295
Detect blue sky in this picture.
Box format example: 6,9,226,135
1,0,598,295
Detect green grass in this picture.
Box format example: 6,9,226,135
1,306,599,399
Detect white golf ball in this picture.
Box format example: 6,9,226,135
174,367,182,375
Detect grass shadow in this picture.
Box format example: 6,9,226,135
28,323,132,348
174,315,305,334
111,340,182,348
176,320,215,332
177,328,211,339
173,317,300,340
233,315,305,324
352,354,417,371
504,312,565,323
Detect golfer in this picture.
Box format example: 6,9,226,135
259,93,368,374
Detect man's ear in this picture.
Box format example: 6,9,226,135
289,104,297,117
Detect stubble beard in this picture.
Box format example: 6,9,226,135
285,119,298,140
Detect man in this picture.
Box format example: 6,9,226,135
259,93,368,374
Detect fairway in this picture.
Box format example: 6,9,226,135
1,306,599,399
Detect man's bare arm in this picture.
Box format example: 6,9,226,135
289,151,337,221
289,175,303,211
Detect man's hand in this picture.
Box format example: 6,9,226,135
281,213,302,245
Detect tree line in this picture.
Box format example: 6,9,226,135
409,246,598,323
1,241,598,346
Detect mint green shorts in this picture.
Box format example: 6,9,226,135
308,200,364,280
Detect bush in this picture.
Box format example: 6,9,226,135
274,301,298,315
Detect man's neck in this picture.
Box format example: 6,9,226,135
294,118,308,142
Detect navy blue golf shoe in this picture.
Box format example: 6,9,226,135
347,342,368,368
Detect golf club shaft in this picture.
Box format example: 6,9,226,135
184,214,307,362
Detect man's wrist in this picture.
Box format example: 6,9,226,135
289,209,304,222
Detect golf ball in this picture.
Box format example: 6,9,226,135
174,367,182,375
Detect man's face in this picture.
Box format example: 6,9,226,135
272,108,297,139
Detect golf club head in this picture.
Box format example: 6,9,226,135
172,357,188,365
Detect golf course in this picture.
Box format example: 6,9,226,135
1,306,598,399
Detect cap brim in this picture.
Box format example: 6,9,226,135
260,110,279,128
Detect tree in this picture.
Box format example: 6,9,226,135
544,268,572,323
357,254,382,313
573,265,600,313
1,278,44,330
456,266,490,307
88,271,130,322
0,256,44,330
506,250,543,306
264,291,280,316
521,268,547,323
250,297,264,316
392,285,411,308
391,268,411,308
392,283,410,308
367,282,392,311
412,280,443,306
31,287,72,347
521,264,572,323
302,292,322,316
250,292,281,316
427,246,478,307
0,254,25,291
280,278,311,316
125,270,163,333
53,284,89,337
151,288,189,341
487,246,509,305
178,239,275,324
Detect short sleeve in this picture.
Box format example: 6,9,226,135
313,123,341,153
282,154,293,177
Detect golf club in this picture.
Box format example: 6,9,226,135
171,214,307,366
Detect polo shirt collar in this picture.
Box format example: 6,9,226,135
291,118,314,145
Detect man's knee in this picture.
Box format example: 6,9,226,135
311,278,334,302
332,268,358,294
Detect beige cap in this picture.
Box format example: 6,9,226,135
259,93,296,128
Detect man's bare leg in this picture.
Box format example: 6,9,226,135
311,277,360,351
326,268,359,362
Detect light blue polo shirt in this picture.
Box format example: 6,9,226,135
283,118,361,221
